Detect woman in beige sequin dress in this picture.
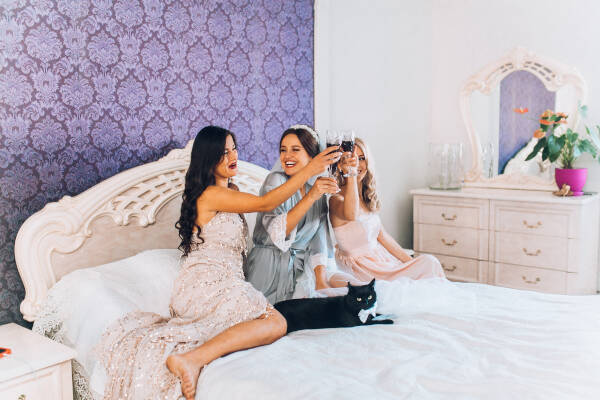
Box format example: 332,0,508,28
96,126,340,400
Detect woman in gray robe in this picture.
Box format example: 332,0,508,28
244,125,342,303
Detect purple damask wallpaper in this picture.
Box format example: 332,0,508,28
0,0,314,326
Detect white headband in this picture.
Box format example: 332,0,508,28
289,124,320,144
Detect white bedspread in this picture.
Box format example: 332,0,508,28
196,280,600,399
33,250,600,399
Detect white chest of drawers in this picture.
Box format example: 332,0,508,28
411,188,600,294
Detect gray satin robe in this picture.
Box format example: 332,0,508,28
243,171,335,304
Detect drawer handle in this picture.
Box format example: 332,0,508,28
442,264,457,272
523,220,542,229
522,276,541,285
441,238,458,246
522,248,541,256
441,213,457,221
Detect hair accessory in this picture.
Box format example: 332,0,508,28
289,124,319,144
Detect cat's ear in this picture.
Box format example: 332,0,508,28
347,282,353,291
369,278,375,287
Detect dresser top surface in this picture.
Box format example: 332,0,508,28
410,187,599,205
0,323,76,382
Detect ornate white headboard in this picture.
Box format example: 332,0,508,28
15,140,270,321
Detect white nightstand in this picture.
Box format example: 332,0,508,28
0,323,76,400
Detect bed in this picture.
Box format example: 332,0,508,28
15,141,600,399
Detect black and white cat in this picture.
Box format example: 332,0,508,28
274,279,393,333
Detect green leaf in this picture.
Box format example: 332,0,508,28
542,146,549,161
580,104,588,118
547,134,563,158
566,129,578,143
525,137,546,161
573,144,582,159
589,126,600,151
579,139,598,158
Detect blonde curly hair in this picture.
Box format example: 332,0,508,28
338,137,380,212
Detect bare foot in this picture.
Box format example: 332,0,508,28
166,354,203,400
315,276,332,290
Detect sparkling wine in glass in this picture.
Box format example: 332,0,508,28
341,131,355,153
341,130,357,177
325,130,341,177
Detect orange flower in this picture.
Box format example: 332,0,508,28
533,129,545,139
541,109,554,118
540,119,554,125
513,107,529,114
556,112,568,118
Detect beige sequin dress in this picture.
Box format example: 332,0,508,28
96,212,270,399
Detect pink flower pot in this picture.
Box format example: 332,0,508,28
555,168,587,196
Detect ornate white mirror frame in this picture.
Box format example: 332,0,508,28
460,46,588,191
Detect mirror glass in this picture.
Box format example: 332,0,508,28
470,70,579,181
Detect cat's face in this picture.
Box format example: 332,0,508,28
346,279,376,311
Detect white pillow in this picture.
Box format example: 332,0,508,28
33,248,182,393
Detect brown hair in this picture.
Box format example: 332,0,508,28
279,127,319,158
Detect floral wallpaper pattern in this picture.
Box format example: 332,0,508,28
499,70,554,174
0,0,314,326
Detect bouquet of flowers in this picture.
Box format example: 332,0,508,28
520,106,599,169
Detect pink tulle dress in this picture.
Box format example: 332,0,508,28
333,213,445,281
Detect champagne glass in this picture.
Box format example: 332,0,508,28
325,130,341,177
341,130,357,177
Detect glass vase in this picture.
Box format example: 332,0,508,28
427,143,464,190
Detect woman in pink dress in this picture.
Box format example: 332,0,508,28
326,137,444,287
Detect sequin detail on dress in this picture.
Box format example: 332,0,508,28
95,212,269,399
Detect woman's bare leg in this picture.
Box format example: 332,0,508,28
314,265,332,290
166,307,286,400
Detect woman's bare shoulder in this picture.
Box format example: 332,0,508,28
196,185,230,207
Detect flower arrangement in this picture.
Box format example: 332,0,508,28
514,105,600,195
515,106,599,169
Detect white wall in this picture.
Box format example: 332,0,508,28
316,0,600,286
430,0,600,287
431,0,600,188
315,0,433,247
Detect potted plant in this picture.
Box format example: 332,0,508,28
520,106,600,196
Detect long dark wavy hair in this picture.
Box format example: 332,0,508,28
176,126,236,256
